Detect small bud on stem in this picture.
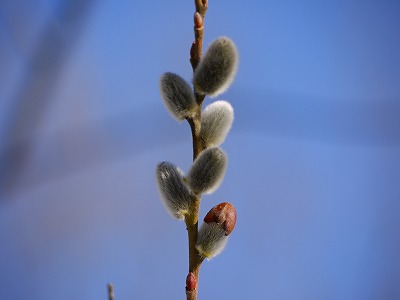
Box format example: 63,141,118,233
190,42,196,60
186,272,197,291
194,12,203,29
204,202,237,236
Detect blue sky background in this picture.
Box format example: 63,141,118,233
1,0,399,299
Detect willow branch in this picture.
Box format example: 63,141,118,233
185,1,208,300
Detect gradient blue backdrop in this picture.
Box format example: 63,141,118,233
1,0,399,299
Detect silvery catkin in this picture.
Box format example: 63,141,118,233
193,37,238,97
159,72,197,121
187,147,227,195
156,162,194,219
201,100,234,147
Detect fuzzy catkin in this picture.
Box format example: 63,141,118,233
159,72,197,121
196,222,228,259
193,37,238,97
187,147,227,195
201,100,234,147
156,162,194,219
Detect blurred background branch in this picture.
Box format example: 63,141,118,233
0,0,97,197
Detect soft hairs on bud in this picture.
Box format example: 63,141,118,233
201,100,234,147
193,37,238,97
187,147,227,194
159,72,197,121
156,162,194,220
196,222,228,259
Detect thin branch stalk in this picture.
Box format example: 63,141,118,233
194,0,208,19
185,111,205,300
190,1,208,72
185,1,208,299
185,196,204,300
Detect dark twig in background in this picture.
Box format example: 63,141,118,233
107,283,114,300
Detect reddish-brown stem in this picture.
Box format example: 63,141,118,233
185,1,208,300
194,0,208,19
187,105,205,161
190,2,208,73
185,196,205,300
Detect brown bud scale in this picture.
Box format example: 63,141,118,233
204,202,237,236
190,42,196,59
186,272,197,291
194,12,203,29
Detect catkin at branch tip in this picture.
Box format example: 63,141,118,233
193,36,238,97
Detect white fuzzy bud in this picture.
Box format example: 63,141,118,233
187,147,227,194
156,162,194,220
193,37,238,97
201,100,234,147
196,222,228,259
159,72,197,121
